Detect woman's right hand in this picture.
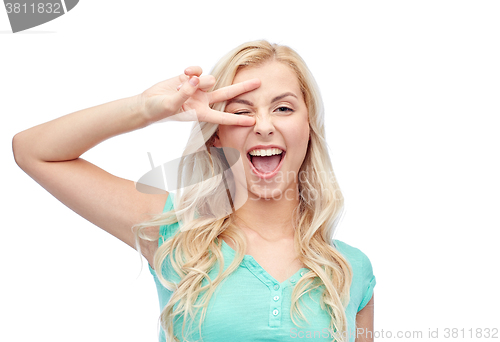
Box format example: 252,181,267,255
12,66,260,267
139,66,260,126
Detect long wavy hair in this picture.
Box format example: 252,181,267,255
134,40,352,342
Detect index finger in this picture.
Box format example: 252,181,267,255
202,108,256,126
208,78,261,104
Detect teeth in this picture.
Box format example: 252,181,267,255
249,148,283,156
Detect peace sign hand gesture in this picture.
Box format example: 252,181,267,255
140,66,260,126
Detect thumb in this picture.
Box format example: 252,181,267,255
172,76,200,106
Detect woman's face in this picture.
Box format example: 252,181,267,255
215,60,310,201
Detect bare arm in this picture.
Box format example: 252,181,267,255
12,67,260,265
13,95,147,164
12,94,167,264
355,294,374,342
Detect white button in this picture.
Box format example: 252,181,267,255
273,284,280,290
273,295,279,301
273,309,279,316
300,271,305,276
290,278,296,284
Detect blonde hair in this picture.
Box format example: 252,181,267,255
134,40,352,342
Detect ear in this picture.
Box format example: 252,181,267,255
213,133,222,147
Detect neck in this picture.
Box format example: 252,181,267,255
233,192,300,240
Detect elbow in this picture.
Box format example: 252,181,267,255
12,132,29,169
12,133,21,167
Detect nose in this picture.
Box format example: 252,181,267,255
253,112,274,137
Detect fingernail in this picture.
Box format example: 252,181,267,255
189,76,199,86
185,68,192,74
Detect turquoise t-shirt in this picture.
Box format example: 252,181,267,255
149,195,376,341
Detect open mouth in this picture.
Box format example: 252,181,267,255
247,148,285,179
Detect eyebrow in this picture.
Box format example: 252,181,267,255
226,92,298,107
271,92,298,103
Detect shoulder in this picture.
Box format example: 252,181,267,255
333,239,376,312
333,239,373,271
157,193,180,246
147,193,179,273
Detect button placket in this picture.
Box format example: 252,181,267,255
269,282,283,327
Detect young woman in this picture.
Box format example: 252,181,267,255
13,41,375,342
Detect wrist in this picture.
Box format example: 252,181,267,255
128,94,150,128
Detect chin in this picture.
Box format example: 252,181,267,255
247,184,297,202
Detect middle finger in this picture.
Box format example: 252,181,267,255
208,78,261,104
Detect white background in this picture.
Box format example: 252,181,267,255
1,1,499,341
